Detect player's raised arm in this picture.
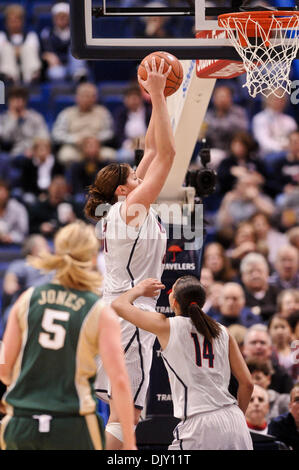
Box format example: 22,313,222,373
228,331,254,414
126,58,175,212
98,306,137,450
135,112,156,181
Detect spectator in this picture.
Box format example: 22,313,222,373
275,189,299,232
246,359,290,420
28,175,80,238
287,225,299,251
135,1,172,39
0,86,49,157
227,221,258,269
204,85,249,155
252,93,297,159
52,82,114,165
68,136,113,196
0,4,41,84
209,282,263,328
251,212,287,267
39,2,89,83
17,137,64,198
269,244,299,291
240,252,278,321
243,324,294,393
202,281,224,316
271,130,299,196
199,266,214,290
203,242,236,282
268,382,299,450
216,131,267,196
114,83,151,156
288,311,299,341
227,324,248,355
277,289,299,319
268,314,294,379
287,312,299,384
1,234,53,328
0,179,28,245
245,384,270,434
216,175,275,231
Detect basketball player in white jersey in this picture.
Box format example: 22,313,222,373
84,58,175,449
112,276,254,450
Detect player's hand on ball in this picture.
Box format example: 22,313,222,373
136,278,165,297
138,57,172,95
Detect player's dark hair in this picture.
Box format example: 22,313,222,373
173,275,221,343
84,163,130,220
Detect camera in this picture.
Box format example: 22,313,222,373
186,142,217,198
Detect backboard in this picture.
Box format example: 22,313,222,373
70,1,299,61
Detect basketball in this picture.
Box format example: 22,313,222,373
138,51,184,97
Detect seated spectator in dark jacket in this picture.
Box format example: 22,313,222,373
0,179,28,245
217,131,268,196
28,175,81,239
246,358,290,421
39,2,88,82
243,324,294,394
271,130,299,196
1,234,53,328
68,136,112,196
268,382,299,450
17,137,64,198
269,244,299,292
0,86,49,157
209,282,263,328
240,252,278,321
114,83,151,152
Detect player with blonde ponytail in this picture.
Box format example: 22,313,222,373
112,275,254,450
0,221,136,451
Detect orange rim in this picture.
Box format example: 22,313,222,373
218,10,299,32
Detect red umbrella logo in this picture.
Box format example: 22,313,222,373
168,245,183,263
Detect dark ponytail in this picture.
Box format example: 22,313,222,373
84,163,130,221
174,276,221,343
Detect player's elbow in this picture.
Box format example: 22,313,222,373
241,376,254,395
111,299,122,316
0,369,12,386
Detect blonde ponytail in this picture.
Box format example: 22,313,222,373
29,221,102,294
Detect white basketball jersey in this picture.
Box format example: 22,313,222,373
162,318,236,420
102,201,167,308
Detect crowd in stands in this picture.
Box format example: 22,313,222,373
0,0,298,450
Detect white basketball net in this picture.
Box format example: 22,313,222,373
219,13,299,98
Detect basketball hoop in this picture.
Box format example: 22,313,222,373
218,10,299,98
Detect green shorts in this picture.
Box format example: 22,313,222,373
1,411,105,450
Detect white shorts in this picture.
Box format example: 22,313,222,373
169,404,253,450
95,301,156,410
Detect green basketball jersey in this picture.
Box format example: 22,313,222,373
4,283,103,416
